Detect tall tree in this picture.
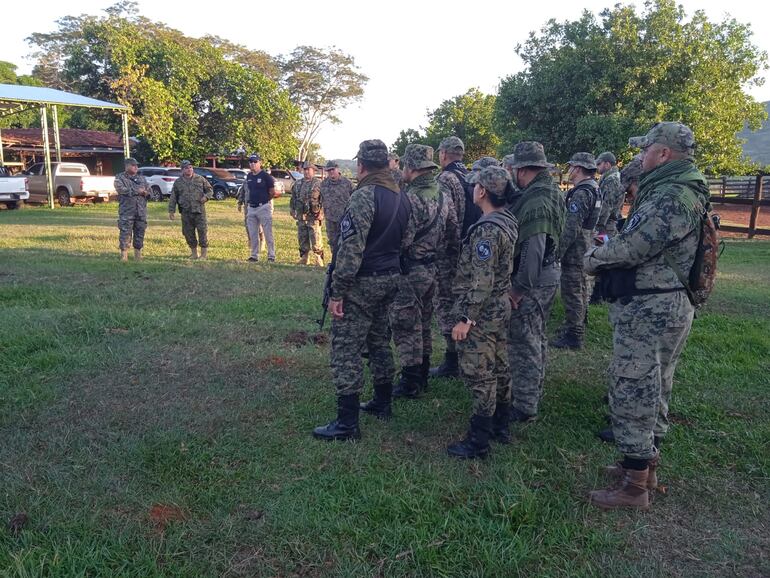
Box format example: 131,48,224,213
425,88,500,162
282,46,368,161
391,128,424,157
494,0,768,174
0,61,44,129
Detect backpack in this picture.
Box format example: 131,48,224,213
664,204,723,308
444,166,481,237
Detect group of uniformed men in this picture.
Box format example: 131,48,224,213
312,122,709,511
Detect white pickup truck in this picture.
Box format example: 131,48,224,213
24,162,117,206
0,166,29,209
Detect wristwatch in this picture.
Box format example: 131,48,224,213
460,316,476,326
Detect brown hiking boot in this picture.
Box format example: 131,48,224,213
134,248,143,261
604,450,659,490
589,468,650,510
200,247,208,259
297,254,309,265
190,248,199,259
120,249,129,262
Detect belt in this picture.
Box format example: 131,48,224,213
249,202,268,208
357,268,400,278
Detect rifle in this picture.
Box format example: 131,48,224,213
318,261,335,329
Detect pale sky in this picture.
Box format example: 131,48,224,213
3,0,770,159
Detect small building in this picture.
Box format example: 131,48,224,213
0,128,131,175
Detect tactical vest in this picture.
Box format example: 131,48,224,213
566,180,601,230
359,185,412,275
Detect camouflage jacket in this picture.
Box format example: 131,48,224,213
596,166,624,231
438,166,466,248
390,168,404,191
332,178,415,301
114,172,148,219
320,176,353,223
452,208,518,323
402,172,455,264
559,178,598,263
168,175,213,214
291,177,322,222
585,160,708,291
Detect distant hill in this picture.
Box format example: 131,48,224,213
330,159,357,176
739,101,770,167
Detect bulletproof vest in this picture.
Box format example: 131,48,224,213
359,185,412,275
566,180,600,230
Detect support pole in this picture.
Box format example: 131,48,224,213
748,174,764,239
41,106,54,209
122,112,130,159
0,127,4,167
52,105,62,163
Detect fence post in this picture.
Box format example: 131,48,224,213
748,174,764,239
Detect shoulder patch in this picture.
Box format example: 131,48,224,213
624,213,642,233
475,239,492,261
339,211,357,241
569,201,580,213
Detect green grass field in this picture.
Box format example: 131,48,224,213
1,199,768,577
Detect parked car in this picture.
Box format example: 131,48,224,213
0,166,29,209
193,167,240,200
269,168,301,194
24,162,116,206
227,168,249,180
137,166,180,201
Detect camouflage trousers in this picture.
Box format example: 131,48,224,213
326,219,340,260
608,292,694,460
118,215,147,250
181,212,208,248
331,273,399,396
458,299,512,417
560,260,588,337
297,219,324,260
508,281,559,416
434,253,458,351
390,265,436,367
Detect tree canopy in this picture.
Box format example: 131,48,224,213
494,0,768,174
24,1,299,165
0,61,44,129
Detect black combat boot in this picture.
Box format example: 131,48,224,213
429,351,459,378
360,380,393,420
420,355,431,393
492,403,512,444
596,427,615,443
392,365,421,399
447,415,492,459
313,394,361,441
551,330,583,350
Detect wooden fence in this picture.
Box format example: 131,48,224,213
708,175,770,238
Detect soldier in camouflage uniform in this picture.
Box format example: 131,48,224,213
313,140,414,441
447,166,518,459
389,144,452,400
168,160,213,259
595,152,625,236
506,142,565,421
431,136,467,378
472,156,500,171
585,122,707,509
552,152,600,350
320,160,353,259
389,152,404,191
114,157,149,262
291,163,324,266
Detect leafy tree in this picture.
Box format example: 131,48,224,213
391,128,424,157
0,61,44,129
494,0,768,174
25,1,299,165
425,88,500,162
282,46,368,162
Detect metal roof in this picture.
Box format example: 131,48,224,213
0,84,128,117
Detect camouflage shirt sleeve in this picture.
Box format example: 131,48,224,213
596,171,623,230
585,190,696,274
559,187,593,259
168,180,180,213
202,176,213,199
331,187,375,300
452,223,499,323
310,178,322,217
438,171,464,243
442,190,460,259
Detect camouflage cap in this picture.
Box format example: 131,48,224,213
567,152,597,171
620,154,644,186
302,161,315,170
124,157,138,166
596,151,616,165
501,154,517,168
180,160,192,168
438,136,465,154
353,139,389,164
509,142,552,169
629,122,695,156
471,156,499,171
402,144,438,171
324,160,339,169
466,166,511,198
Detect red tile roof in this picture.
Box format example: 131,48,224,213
1,128,124,148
